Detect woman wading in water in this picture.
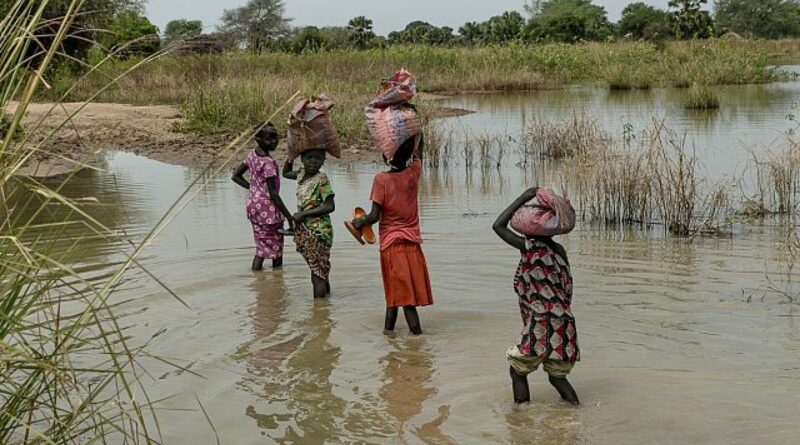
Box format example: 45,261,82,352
232,123,294,271
353,135,433,335
283,149,336,299
493,187,580,405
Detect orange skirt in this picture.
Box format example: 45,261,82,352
380,241,434,308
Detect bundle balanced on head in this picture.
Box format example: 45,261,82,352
282,94,341,299
493,187,581,405
351,69,433,336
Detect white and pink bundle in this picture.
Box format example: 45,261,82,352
364,69,420,161
511,188,576,237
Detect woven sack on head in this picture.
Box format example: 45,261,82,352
287,94,341,160
365,69,420,161
510,188,576,237
365,104,420,161
371,69,416,108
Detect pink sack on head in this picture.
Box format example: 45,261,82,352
365,69,420,161
510,188,576,237
365,104,419,161
370,69,417,108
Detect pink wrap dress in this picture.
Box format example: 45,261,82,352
245,152,284,259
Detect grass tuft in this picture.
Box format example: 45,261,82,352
684,85,721,110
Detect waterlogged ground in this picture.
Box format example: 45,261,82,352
41,147,800,445
439,67,800,181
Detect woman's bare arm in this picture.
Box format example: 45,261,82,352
265,176,294,228
282,160,299,180
231,163,249,189
353,202,382,229
493,187,538,251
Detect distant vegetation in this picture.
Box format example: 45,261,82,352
10,0,800,139
55,39,798,141
8,0,800,70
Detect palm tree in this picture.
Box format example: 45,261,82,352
347,16,375,49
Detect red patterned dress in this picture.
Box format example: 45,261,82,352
514,238,579,363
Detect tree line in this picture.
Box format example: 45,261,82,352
172,0,800,54
6,0,800,63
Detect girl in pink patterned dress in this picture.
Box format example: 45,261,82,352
232,123,294,271
493,187,580,406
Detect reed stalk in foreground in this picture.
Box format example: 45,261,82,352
1,2,298,442
1,2,166,442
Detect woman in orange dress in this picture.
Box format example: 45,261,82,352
353,135,433,335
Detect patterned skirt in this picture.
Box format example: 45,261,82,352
294,225,331,280
251,221,284,260
380,241,434,308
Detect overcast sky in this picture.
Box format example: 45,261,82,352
145,0,701,35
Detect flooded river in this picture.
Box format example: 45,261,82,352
36,78,800,444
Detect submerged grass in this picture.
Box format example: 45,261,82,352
522,112,611,159
428,116,743,236
684,86,721,110
746,142,800,215
47,39,799,141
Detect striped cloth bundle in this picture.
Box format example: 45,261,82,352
365,69,420,161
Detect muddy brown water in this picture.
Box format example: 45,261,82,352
31,78,800,444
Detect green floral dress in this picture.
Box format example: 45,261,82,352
296,172,335,246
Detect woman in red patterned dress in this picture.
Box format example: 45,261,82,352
493,187,580,405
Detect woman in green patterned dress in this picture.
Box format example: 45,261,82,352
283,149,336,299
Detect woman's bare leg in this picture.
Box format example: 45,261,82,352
548,375,580,405
311,275,327,299
510,367,531,404
384,307,399,333
403,306,422,335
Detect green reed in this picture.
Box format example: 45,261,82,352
2,2,300,442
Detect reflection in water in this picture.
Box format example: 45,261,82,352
241,279,346,444
505,406,582,445
10,161,147,276
379,338,455,444
238,272,303,433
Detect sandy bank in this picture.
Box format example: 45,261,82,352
13,101,471,177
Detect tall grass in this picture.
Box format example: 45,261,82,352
522,112,611,159
747,142,800,215
2,2,297,442
427,117,736,235
1,2,165,442
44,39,798,140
